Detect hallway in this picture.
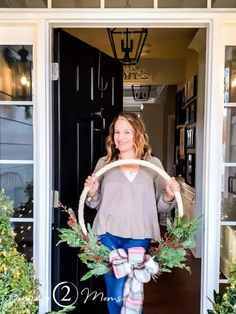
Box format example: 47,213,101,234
144,252,201,314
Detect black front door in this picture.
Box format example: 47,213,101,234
52,29,123,312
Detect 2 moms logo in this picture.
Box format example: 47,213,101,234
52,282,122,308
52,282,79,307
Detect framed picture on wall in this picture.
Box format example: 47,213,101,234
179,127,185,159
190,101,196,123
186,154,195,186
186,127,195,148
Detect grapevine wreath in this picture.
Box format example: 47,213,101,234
58,159,201,281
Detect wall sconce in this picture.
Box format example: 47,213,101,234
3,45,32,101
17,46,32,91
131,85,151,101
107,28,148,65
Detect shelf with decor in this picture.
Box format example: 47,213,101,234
174,75,197,188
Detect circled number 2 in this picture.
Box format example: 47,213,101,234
52,281,79,307
61,285,71,302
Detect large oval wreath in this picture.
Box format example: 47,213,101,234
58,160,201,281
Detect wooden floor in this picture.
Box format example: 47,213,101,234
73,250,201,314
144,252,201,314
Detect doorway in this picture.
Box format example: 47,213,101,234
51,26,206,313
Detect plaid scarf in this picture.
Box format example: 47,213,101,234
109,247,159,314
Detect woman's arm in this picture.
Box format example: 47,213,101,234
152,157,178,213
84,157,105,209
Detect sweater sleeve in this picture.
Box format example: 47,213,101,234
151,157,176,213
85,157,106,209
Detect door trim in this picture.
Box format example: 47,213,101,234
0,9,229,313
47,16,213,314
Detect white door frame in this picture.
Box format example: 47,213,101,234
1,9,232,314
46,14,218,314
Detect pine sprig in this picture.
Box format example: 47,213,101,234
166,214,202,245
58,205,110,280
58,205,201,281
151,240,189,273
47,305,76,313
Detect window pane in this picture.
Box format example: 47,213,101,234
0,164,33,218
224,46,236,103
158,0,207,8
105,0,153,8
52,0,100,8
0,105,33,160
221,166,236,221
220,226,236,278
0,0,47,8
0,45,32,101
12,222,33,262
222,108,236,163
212,0,236,8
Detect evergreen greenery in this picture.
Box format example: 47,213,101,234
208,263,236,314
0,189,39,313
58,204,201,280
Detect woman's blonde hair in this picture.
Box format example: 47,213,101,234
104,112,152,163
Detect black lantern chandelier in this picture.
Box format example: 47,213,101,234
107,28,148,65
131,85,151,101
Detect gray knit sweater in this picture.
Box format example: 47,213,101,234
86,156,175,241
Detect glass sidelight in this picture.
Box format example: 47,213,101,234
220,46,236,280
158,0,207,8
212,0,236,8
0,0,47,7
0,105,33,159
0,45,34,262
222,107,236,163
221,166,236,222
0,45,32,101
52,0,100,8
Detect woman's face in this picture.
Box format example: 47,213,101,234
114,118,135,154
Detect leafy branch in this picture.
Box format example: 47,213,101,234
58,204,202,280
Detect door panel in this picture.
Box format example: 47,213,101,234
52,28,122,312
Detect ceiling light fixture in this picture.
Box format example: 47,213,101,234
131,85,151,101
107,28,148,65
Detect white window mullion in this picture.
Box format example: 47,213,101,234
10,217,34,222
100,0,105,9
0,160,33,164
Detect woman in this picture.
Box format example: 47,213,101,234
85,112,180,314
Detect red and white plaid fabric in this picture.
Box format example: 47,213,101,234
109,247,159,314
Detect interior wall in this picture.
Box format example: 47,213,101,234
138,58,185,85
141,85,176,170
162,85,178,173
142,102,164,161
185,50,198,81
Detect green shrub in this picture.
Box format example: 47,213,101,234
0,189,39,313
208,263,236,314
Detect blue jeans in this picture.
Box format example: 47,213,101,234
99,233,150,314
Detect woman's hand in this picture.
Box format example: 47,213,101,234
85,174,99,197
164,177,180,202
